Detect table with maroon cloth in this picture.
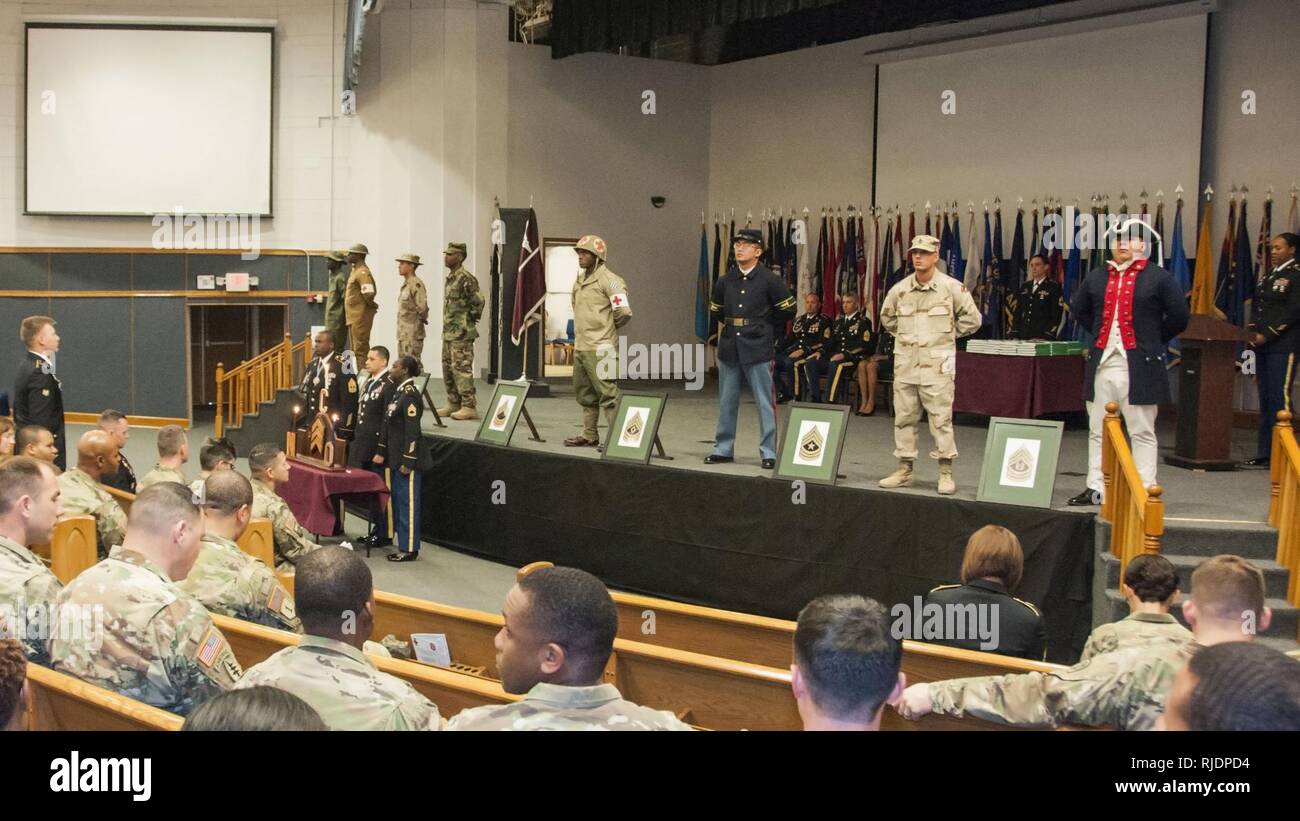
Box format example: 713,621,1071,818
953,352,1086,418
281,459,390,536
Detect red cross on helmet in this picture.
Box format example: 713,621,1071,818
575,235,607,261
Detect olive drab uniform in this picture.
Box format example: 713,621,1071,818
822,311,876,404
569,235,632,444
0,534,63,666
879,237,981,489
441,247,484,413
49,549,243,716
345,246,379,356
396,253,430,366
378,378,432,557
323,251,350,351
785,312,830,401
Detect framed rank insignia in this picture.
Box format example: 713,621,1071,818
602,391,668,465
976,417,1065,508
475,380,531,447
775,402,851,486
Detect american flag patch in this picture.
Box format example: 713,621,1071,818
268,588,284,613
196,628,223,667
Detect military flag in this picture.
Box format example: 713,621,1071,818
510,207,545,346
1256,194,1274,289
1214,196,1239,323
1190,191,1220,316
696,221,710,342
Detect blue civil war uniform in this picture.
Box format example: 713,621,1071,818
1248,257,1300,461
377,378,432,557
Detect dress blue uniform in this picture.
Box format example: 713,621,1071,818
1247,256,1300,462
782,312,830,401
13,350,65,471
821,311,875,404
377,378,432,558
351,371,398,544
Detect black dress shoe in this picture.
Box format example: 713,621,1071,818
1068,489,1102,506
761,458,776,469
1240,457,1270,469
387,552,418,562
704,454,733,464
369,537,393,548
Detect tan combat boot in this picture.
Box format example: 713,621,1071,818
451,407,478,421
937,459,956,495
878,460,914,488
436,405,460,417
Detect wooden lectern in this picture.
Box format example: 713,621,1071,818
1165,314,1249,471
288,411,349,471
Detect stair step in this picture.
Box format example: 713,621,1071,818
1098,587,1297,646
1094,519,1277,560
1097,552,1293,601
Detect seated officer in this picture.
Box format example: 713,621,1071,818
923,525,1045,661
784,293,830,402
1009,254,1063,340
822,292,878,413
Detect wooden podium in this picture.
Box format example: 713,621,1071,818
288,411,349,471
1165,314,1249,471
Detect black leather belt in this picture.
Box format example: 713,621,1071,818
724,317,759,326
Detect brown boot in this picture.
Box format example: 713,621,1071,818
878,460,914,488
436,405,459,417
937,459,956,495
450,407,478,421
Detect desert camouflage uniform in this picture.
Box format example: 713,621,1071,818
235,634,441,730
927,640,1196,730
48,549,242,716
137,464,187,491
251,482,322,572
397,273,430,366
1077,611,1192,664
446,682,693,731
57,467,127,558
442,264,484,411
176,534,302,633
0,534,63,665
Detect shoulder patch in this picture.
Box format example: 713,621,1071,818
407,403,417,417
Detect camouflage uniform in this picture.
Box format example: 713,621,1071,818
1077,611,1192,664
446,682,692,731
176,534,302,633
0,534,63,665
137,464,187,491
324,253,350,352
251,482,323,572
48,549,243,716
57,467,127,558
570,236,632,442
397,259,430,366
926,639,1196,730
235,634,441,730
345,252,379,356
442,255,484,411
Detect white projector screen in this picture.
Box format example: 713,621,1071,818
26,24,273,216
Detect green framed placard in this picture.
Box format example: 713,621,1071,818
601,391,667,464
976,417,1065,508
775,402,851,486
475,380,531,447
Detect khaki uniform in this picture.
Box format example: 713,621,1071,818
235,634,442,730
442,265,483,411
446,682,692,731
324,265,349,351
57,467,127,558
571,263,633,440
137,463,187,491
927,637,1195,730
0,534,63,665
345,261,379,355
397,274,430,365
880,271,981,460
48,549,243,716
251,482,323,572
1077,611,1192,664
177,534,302,633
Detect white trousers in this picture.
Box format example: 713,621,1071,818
1086,353,1159,495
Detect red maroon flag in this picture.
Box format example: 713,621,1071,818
510,208,545,345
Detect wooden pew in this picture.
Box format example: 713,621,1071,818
102,483,133,515
235,517,294,595
210,614,518,718
29,515,98,584
372,590,502,677
26,664,183,731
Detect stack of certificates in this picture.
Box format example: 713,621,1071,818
966,340,1084,357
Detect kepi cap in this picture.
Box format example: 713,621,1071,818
732,227,764,246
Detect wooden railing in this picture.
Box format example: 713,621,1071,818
1099,401,1163,571
1268,410,1300,608
214,331,312,437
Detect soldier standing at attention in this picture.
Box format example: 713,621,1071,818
248,443,323,572
297,330,358,440
234,547,441,730
13,316,66,471
345,243,379,356
879,235,981,495
323,250,349,352
395,253,429,367
564,236,632,447
179,471,301,633
705,228,796,470
1009,254,1063,340
58,430,127,558
49,483,243,717
351,345,397,549
0,457,64,666
437,242,484,421
376,355,431,563
1242,233,1300,468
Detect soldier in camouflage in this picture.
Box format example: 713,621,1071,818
1078,554,1191,664
437,242,484,421
395,253,429,367
178,471,301,633
0,457,64,666
235,546,442,730
137,425,189,491
563,235,633,448
323,250,349,353
447,566,690,731
57,430,127,558
48,483,242,716
248,443,323,572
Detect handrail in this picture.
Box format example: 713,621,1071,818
214,330,312,436
1267,410,1300,609
1099,401,1163,571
